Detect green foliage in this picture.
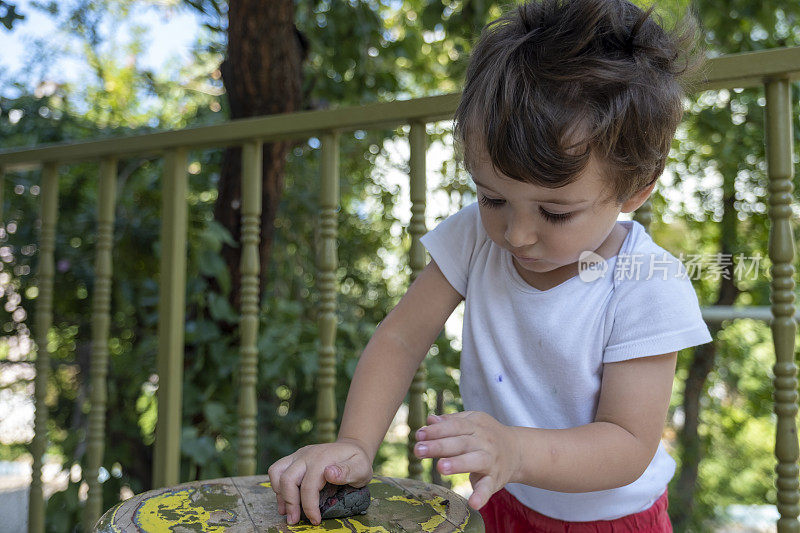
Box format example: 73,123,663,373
44,481,82,533
652,1,800,528
0,4,467,529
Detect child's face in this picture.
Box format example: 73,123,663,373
466,147,647,280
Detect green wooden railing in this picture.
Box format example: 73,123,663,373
0,46,799,533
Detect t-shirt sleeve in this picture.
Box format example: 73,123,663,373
603,251,713,363
419,202,484,297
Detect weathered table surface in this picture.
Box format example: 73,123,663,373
94,474,485,532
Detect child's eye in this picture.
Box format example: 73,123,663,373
480,194,573,224
478,194,505,208
540,208,573,224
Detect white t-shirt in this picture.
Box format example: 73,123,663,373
419,201,712,522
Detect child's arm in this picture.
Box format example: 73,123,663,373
269,259,463,525
415,351,678,508
510,351,678,491
335,259,463,461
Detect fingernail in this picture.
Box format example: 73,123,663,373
416,429,426,440
430,414,441,421
416,443,428,455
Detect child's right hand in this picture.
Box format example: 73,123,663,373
267,438,373,526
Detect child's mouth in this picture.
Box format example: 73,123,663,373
513,253,541,263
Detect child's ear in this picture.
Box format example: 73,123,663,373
620,177,657,214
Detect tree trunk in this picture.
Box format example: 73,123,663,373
215,0,307,310
670,178,741,529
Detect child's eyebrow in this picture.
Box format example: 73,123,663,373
471,176,588,206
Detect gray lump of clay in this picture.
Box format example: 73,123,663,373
300,483,371,521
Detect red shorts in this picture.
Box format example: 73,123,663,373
478,488,672,532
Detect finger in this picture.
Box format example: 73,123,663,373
300,474,326,526
417,420,449,440
267,463,288,515
267,462,282,494
414,434,468,459
417,419,470,442
279,462,307,524
276,493,286,517
468,474,496,511
437,450,485,476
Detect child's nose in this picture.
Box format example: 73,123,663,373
504,214,538,249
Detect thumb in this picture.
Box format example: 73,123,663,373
468,475,495,511
325,458,372,486
324,464,346,484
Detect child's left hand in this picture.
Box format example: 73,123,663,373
413,411,520,511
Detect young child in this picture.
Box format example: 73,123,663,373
268,0,709,530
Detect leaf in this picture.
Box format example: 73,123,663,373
198,250,231,293
207,291,238,324
420,0,445,30
182,426,216,465
203,219,238,250
203,401,227,431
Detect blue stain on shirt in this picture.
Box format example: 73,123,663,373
496,373,503,383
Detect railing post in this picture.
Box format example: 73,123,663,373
316,131,340,444
407,121,428,480
84,158,117,530
237,141,262,476
28,162,59,533
153,149,189,488
765,77,799,533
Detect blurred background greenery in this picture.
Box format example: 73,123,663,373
0,0,798,531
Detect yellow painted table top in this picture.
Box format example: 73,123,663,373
94,474,485,532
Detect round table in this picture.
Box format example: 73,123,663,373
94,474,485,532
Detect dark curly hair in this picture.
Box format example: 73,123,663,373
454,0,707,205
